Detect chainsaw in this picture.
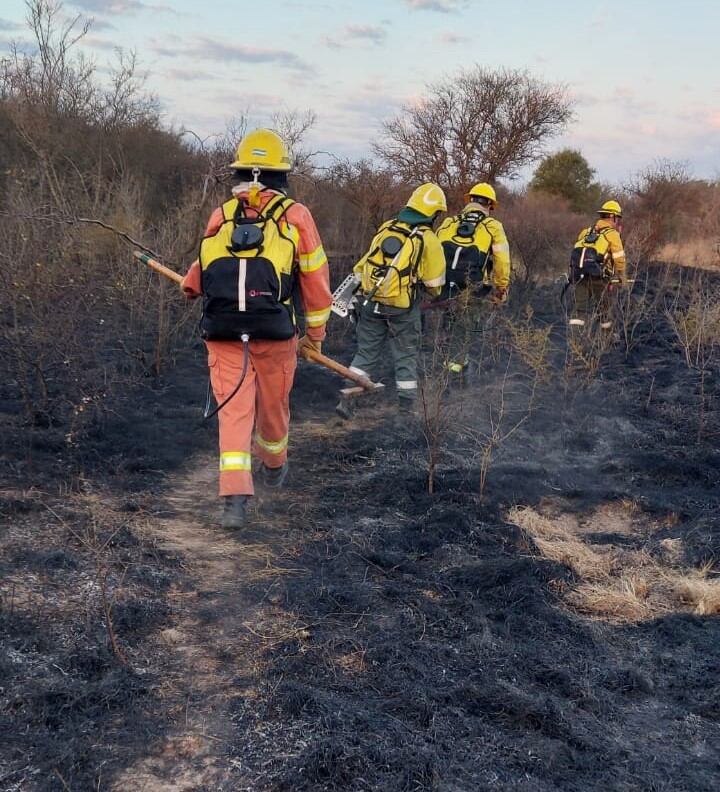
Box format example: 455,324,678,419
331,272,361,318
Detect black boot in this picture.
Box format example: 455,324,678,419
220,495,248,529
261,461,289,489
397,399,416,416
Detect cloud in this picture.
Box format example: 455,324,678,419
438,31,469,44
87,18,117,31
207,91,283,111
70,0,178,15
403,0,467,12
609,86,656,117
151,36,311,72
323,23,387,49
163,67,216,83
0,18,23,31
84,35,120,51
707,110,720,129
338,87,407,122
344,24,387,44
0,35,37,54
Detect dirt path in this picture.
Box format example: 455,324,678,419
111,407,355,791
107,452,273,790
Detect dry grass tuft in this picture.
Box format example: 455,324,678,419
672,577,720,616
568,578,651,623
511,504,720,623
532,537,613,582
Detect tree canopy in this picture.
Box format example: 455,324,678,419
529,148,601,212
374,67,573,201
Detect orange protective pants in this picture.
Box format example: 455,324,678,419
206,337,297,496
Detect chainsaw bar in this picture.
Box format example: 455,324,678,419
331,273,361,318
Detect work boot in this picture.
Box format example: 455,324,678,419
335,399,352,420
397,399,416,416
261,461,289,489
220,495,249,529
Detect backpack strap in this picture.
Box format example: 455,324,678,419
232,192,293,225
396,224,427,279
265,193,295,222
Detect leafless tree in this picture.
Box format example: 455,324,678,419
374,67,573,198
271,108,318,175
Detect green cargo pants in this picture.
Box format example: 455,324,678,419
350,300,421,402
572,276,612,323
443,288,490,372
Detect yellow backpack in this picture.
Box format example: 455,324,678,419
198,194,299,340
358,220,426,304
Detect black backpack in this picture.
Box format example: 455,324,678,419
440,211,492,297
569,225,611,283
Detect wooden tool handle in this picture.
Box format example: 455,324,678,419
133,250,183,284
301,347,376,390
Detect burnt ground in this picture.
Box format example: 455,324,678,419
2,266,720,791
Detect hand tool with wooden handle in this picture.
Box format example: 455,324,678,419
134,250,384,396
133,250,184,284
300,346,383,394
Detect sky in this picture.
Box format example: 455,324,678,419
1,0,719,185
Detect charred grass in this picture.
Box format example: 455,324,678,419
2,266,720,790
0,354,211,791
218,268,720,790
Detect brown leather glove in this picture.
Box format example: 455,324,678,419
491,286,508,306
298,335,322,360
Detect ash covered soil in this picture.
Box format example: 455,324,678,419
2,266,720,791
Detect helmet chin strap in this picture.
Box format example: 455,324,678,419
248,167,262,207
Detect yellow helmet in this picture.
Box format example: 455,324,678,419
230,128,292,171
406,182,447,216
468,182,497,205
598,200,622,217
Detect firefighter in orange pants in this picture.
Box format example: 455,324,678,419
181,129,332,528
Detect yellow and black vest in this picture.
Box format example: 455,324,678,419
198,194,298,340
436,211,493,297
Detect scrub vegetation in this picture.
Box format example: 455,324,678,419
2,3,720,791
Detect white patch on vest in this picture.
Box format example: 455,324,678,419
238,259,247,311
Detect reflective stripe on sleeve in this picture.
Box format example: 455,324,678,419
396,380,418,390
305,306,332,327
424,275,445,287
255,433,288,455
492,243,510,254
612,248,625,259
299,246,328,273
219,451,252,471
